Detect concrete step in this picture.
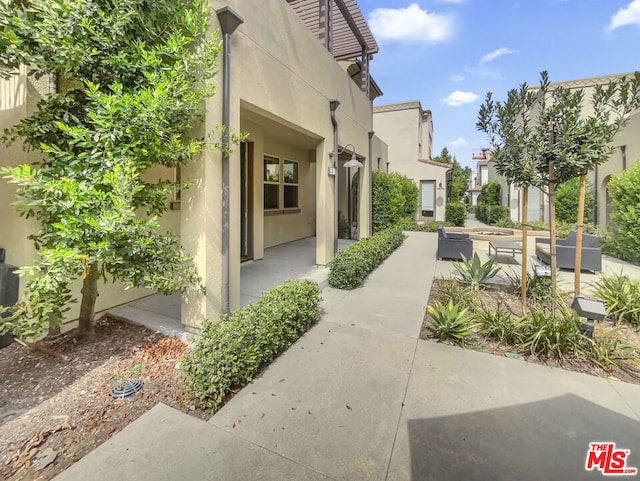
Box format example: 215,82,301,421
53,403,331,481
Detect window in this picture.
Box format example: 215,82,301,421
420,180,435,218
264,155,280,210
283,160,298,208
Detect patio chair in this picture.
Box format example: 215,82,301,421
535,231,602,273
437,225,473,261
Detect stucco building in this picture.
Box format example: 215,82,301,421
0,0,389,332
373,101,450,222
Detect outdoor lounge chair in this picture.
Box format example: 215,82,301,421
437,225,473,261
535,230,602,273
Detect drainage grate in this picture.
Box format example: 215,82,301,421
110,379,144,399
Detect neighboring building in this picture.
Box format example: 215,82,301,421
373,100,450,222
488,72,640,226
469,149,491,206
0,0,388,332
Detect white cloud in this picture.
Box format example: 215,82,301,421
479,47,515,65
607,0,640,31
450,137,469,147
449,74,465,82
368,3,455,43
442,90,479,106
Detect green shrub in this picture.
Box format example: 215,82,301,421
453,253,501,290
427,299,477,344
181,280,322,411
479,182,501,205
606,162,640,260
505,265,553,302
396,218,453,232
592,272,640,326
432,278,476,312
475,204,485,222
445,202,466,226
520,304,582,358
372,171,419,232
487,205,508,225
477,302,523,344
328,226,405,289
556,177,595,224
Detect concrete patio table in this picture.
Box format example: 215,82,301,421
488,240,522,258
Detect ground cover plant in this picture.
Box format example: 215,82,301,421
423,277,640,382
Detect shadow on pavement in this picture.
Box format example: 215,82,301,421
408,393,639,480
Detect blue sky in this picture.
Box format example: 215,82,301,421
359,0,640,168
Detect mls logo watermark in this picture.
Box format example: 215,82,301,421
585,442,637,476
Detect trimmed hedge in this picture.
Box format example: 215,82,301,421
328,226,405,289
372,171,419,233
396,218,453,232
445,202,466,226
181,279,322,412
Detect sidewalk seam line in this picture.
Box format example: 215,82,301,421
207,422,339,481
606,379,640,420
384,337,420,481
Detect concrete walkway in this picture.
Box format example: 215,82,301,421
53,232,640,481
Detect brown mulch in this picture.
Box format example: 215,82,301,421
422,278,640,385
0,317,208,481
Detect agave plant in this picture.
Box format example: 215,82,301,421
427,299,478,344
453,253,501,290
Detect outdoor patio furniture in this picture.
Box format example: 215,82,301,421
489,240,522,258
437,226,473,261
535,231,602,273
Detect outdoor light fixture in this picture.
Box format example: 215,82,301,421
333,143,364,169
571,296,606,339
438,182,444,191
534,264,552,277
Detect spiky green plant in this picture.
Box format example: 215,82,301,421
476,301,523,344
591,272,640,327
453,253,502,290
427,299,478,344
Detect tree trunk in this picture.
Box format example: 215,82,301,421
78,262,99,336
521,186,528,313
548,170,558,301
574,169,587,296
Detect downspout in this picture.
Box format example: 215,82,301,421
216,7,244,314
368,131,374,235
330,99,340,255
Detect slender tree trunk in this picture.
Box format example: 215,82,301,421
574,169,587,296
78,262,99,336
548,172,558,301
521,187,529,313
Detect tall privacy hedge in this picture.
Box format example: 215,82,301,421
372,171,418,233
608,161,640,261
329,226,405,289
181,280,321,412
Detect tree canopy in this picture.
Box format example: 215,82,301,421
0,0,220,338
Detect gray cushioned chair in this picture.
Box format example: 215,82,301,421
535,231,602,273
437,225,473,261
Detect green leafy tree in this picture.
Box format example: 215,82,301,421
433,148,471,204
555,178,595,224
478,70,640,298
433,147,453,164
0,0,222,338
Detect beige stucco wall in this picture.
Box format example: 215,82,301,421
180,0,375,331
374,105,446,221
